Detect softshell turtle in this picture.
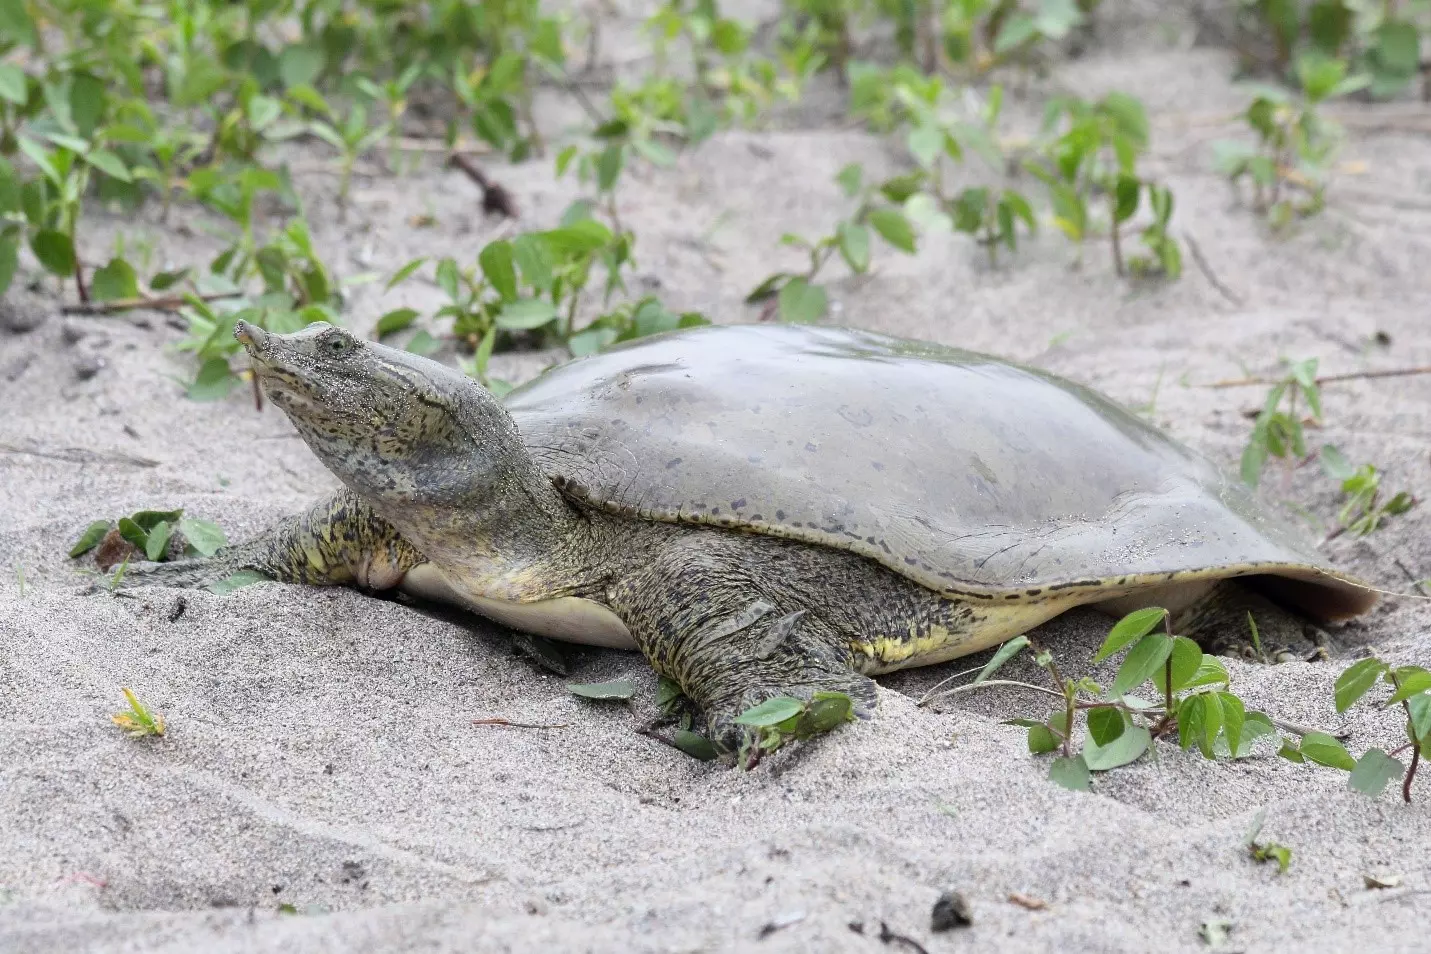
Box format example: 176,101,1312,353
124,321,1376,746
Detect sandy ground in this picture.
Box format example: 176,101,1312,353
4,4,1431,952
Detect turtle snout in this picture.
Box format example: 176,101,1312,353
234,319,270,356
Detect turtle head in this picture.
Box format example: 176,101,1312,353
236,319,525,512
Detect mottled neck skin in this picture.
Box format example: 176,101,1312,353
237,319,587,600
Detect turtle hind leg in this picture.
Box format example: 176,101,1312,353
1173,579,1331,664
111,489,424,592
608,533,879,756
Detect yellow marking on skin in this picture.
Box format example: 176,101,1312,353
855,597,1084,675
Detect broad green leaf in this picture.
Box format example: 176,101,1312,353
176,518,227,557
1083,719,1149,771
1086,706,1125,746
1348,748,1403,799
835,162,862,197
1113,174,1140,223
1278,739,1305,763
69,520,112,558
974,635,1029,685
867,208,917,254
596,143,624,192
1320,443,1354,481
1407,695,1431,746
1198,691,1225,758
31,229,75,277
84,149,131,182
116,516,149,552
479,240,517,301
1093,607,1166,663
567,679,636,701
375,308,419,337
144,520,172,561
91,257,139,301
672,729,717,761
1027,723,1059,754
0,63,26,104
836,221,870,273
797,691,855,735
993,13,1038,54
0,231,15,296
1335,658,1387,712
542,220,613,256
1218,692,1245,758
1300,731,1355,771
1048,755,1090,791
1183,655,1228,690
735,696,805,727
208,570,268,595
1160,636,1203,695
1109,632,1173,698
496,298,557,331
1385,667,1431,706
129,509,183,531
187,357,237,401
404,330,441,356
777,277,827,325
907,123,943,168
279,44,326,89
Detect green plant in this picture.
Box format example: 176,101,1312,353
69,509,228,564
1241,357,1322,488
1285,654,1430,802
111,687,166,738
1243,810,1293,873
746,163,918,323
1320,448,1417,537
1214,53,1366,227
733,691,857,768
1028,91,1181,277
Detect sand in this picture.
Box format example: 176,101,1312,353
3,3,1431,952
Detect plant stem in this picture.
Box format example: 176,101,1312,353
1109,194,1124,277
1405,745,1420,804
1202,366,1431,388
61,291,245,315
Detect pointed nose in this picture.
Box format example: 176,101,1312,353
234,320,269,355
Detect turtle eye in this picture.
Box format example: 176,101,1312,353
323,334,353,357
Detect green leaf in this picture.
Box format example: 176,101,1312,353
496,298,558,331
144,520,172,561
279,44,326,89
596,143,625,192
129,509,183,532
567,679,636,701
1335,658,1387,712
777,277,828,325
176,517,227,557
91,258,140,302
1300,731,1356,771
1198,691,1225,758
1083,718,1150,771
974,635,1029,685
187,357,237,401
735,696,805,727
1218,692,1245,758
69,520,112,558
0,63,25,104
116,516,149,552
404,330,441,356
1110,632,1173,698
208,570,269,595
84,149,131,182
542,220,613,256
797,691,855,736
1048,755,1091,791
1094,607,1167,663
479,240,518,301
867,208,917,254
31,229,75,277
1113,175,1140,223
149,268,189,292
1160,636,1203,695
1185,654,1230,691
1385,666,1431,706
993,13,1038,54
1348,748,1404,799
1278,738,1305,763
907,124,943,168
672,729,717,761
385,258,426,291
375,308,419,337
836,221,871,274
1086,706,1125,746
0,230,15,296
835,162,863,198
1371,20,1421,78
1407,695,1431,747
1027,723,1059,754
1320,443,1354,481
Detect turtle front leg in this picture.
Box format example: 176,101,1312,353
1174,579,1332,663
112,489,425,592
608,533,878,754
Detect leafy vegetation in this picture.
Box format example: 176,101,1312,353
111,687,165,738
69,509,227,566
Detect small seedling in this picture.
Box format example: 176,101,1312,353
567,679,637,701
69,510,227,564
1241,358,1322,488
1243,810,1292,874
111,688,165,738
1320,446,1417,537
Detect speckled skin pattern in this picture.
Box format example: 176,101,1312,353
119,321,1361,742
